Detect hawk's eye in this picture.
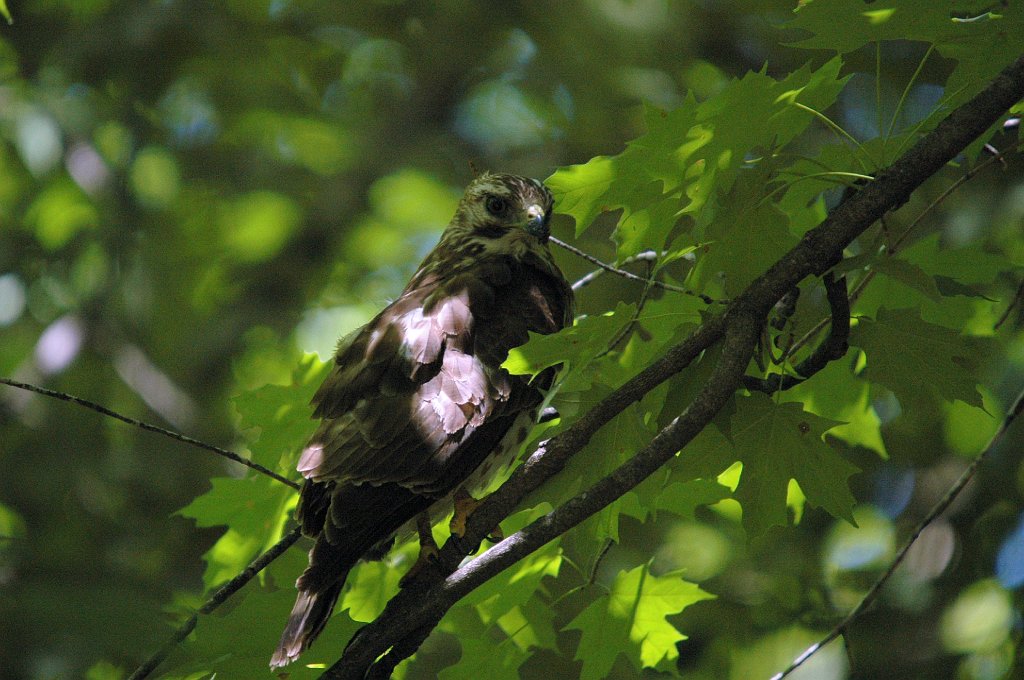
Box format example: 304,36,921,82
485,196,508,216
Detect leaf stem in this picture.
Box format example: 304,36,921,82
886,45,934,141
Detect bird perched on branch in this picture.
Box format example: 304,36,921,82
271,173,573,667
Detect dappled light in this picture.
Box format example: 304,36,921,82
1,3,1023,680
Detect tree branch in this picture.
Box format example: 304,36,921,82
744,273,850,394
783,138,1023,361
128,526,303,680
550,236,721,303
568,248,660,291
0,377,299,490
320,54,1024,679
770,385,1024,680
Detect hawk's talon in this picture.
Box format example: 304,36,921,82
449,488,481,539
449,488,504,551
400,512,441,587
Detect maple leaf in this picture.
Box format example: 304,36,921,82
850,306,984,407
675,394,858,536
565,564,713,679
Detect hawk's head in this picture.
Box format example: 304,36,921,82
453,172,555,245
409,173,563,290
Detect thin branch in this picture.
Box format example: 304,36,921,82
994,278,1024,330
770,385,1024,680
569,248,659,290
550,236,721,304
319,54,1024,679
744,274,850,394
0,377,299,490
128,526,303,680
600,260,656,357
890,140,1022,254
783,138,1022,362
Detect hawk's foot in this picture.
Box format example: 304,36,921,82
449,488,481,539
449,488,503,552
400,513,440,588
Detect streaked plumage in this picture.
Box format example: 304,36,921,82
271,173,573,667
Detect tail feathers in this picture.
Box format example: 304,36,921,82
270,579,345,668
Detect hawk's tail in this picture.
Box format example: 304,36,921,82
270,481,434,668
270,578,346,669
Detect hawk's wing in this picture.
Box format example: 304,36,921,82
296,258,568,495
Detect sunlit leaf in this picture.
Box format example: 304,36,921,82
675,394,858,536
565,564,713,679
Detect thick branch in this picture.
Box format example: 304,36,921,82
324,54,1024,678
0,377,299,490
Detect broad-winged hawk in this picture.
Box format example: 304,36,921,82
271,173,573,667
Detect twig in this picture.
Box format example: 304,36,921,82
569,249,659,290
0,377,299,490
994,279,1024,330
600,260,656,357
550,236,720,304
770,386,1024,680
127,526,303,680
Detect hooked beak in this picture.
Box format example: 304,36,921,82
524,204,549,240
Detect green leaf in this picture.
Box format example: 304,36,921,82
178,477,288,534
933,275,995,300
693,158,797,296
850,306,984,407
786,359,888,459
340,559,403,622
175,548,357,680
675,394,858,536
455,505,563,630
565,564,713,679
872,257,941,302
653,478,732,519
549,396,653,544
789,0,1024,120
504,302,636,420
177,476,294,587
0,1,11,24
232,353,328,469
440,509,563,679
548,58,848,259
175,357,327,589
503,302,635,381
439,636,528,680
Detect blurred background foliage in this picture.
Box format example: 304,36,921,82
0,1,1023,679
